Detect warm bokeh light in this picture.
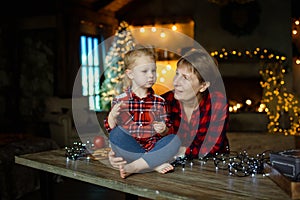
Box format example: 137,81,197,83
292,29,298,35
172,25,177,31
260,61,300,135
152,60,177,95
160,31,166,38
245,99,252,106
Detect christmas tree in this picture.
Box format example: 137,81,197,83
100,21,135,111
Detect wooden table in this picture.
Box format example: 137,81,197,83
15,149,290,200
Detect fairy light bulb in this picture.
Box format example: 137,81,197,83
172,24,177,31
245,99,252,106
160,31,166,38
151,27,156,32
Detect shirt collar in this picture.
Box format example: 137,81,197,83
126,87,154,100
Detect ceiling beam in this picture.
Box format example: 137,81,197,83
98,0,133,13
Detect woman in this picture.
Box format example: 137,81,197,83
162,48,229,159
108,48,230,169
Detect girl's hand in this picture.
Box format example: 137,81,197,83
108,150,127,169
153,121,167,135
108,101,124,128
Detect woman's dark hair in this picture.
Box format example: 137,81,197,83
177,48,220,85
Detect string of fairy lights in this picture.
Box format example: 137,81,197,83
210,47,287,63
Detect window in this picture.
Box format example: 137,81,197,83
80,35,105,111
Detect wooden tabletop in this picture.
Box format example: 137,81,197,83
15,149,290,200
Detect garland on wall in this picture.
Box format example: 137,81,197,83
211,47,300,136
210,47,287,63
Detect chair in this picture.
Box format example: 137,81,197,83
43,96,108,147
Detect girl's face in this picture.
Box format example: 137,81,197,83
126,55,157,90
173,64,205,102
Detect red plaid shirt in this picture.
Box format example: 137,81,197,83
162,90,229,159
104,88,171,151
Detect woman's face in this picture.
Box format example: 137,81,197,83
173,64,203,102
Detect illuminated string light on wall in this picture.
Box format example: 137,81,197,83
210,47,287,63
130,21,194,40
140,27,145,33
172,24,177,31
160,31,166,38
151,27,156,32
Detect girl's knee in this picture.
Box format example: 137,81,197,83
166,134,182,146
109,127,122,143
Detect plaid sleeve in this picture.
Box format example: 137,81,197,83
187,91,229,158
161,91,178,135
199,98,229,157
157,91,175,135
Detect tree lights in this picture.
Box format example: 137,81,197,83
210,47,300,135
100,21,136,111
259,62,300,135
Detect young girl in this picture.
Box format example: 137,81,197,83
104,45,181,178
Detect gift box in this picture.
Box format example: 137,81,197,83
270,149,300,181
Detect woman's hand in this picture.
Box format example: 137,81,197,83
108,150,127,169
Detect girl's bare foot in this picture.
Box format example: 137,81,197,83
119,158,149,179
119,159,174,178
119,165,132,178
154,163,174,174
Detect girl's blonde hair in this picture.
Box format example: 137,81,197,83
123,45,156,89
